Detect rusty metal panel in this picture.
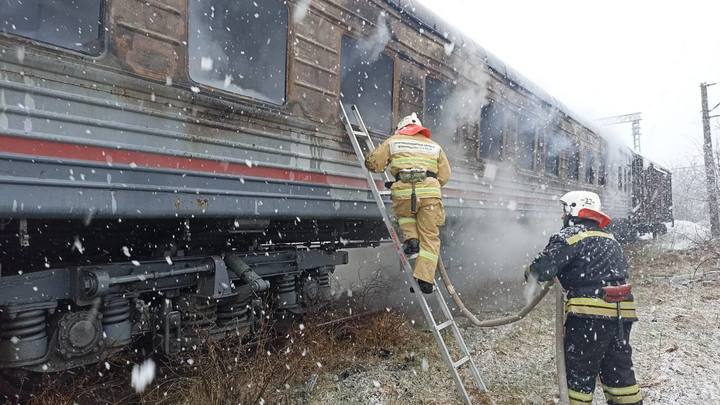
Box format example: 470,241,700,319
111,0,186,81
288,5,342,122
397,61,424,119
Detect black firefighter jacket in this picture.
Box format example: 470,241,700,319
527,219,638,321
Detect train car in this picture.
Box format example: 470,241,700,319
631,154,673,236
0,0,670,374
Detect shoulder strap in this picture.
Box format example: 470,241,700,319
565,230,616,246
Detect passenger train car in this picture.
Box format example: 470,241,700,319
0,0,671,373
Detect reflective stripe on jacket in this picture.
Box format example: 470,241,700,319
565,297,638,320
365,133,451,200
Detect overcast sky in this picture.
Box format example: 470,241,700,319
417,0,720,168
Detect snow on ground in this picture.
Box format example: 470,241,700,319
654,220,711,251
309,238,720,404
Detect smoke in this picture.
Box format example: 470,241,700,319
523,274,540,306
335,214,560,316
359,13,392,64
292,0,312,24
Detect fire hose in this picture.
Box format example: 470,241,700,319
437,260,570,405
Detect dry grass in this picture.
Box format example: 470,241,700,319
26,309,422,405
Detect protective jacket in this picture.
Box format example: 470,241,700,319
528,219,637,321
365,132,450,285
365,134,451,200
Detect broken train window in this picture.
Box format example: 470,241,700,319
424,76,454,146
598,154,607,186
188,0,288,104
479,101,505,161
340,35,394,133
544,130,564,177
0,0,104,55
515,113,536,171
585,151,595,184
566,142,580,181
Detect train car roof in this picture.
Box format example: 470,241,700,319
386,0,599,134
388,1,670,173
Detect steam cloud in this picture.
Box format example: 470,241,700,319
359,13,392,64
292,0,312,24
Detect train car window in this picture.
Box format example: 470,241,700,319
625,168,631,192
188,0,288,104
341,36,394,133
479,102,505,161
598,156,607,186
424,76,454,146
0,0,104,55
567,142,580,181
585,151,595,184
516,115,536,171
544,131,563,176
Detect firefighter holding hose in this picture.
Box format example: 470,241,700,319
365,112,451,294
525,191,643,405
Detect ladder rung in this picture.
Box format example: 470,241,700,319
453,356,470,369
352,130,369,138
379,191,391,196
435,319,454,331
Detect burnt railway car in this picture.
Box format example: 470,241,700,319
0,0,670,373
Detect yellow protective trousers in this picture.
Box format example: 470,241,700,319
393,197,446,284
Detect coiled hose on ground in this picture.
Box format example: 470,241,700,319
437,260,570,405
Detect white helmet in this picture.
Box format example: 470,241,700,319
396,112,422,131
559,191,611,227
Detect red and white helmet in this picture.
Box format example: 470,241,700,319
559,191,611,228
395,112,432,138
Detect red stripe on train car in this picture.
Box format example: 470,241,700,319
0,134,372,188
0,134,487,201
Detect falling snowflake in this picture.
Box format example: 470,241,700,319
131,359,156,393
200,57,214,71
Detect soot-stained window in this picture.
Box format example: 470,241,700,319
516,115,536,171
544,131,563,177
0,0,104,55
585,151,595,184
479,102,505,161
424,76,454,146
567,142,580,181
625,168,631,192
189,0,288,104
341,35,394,133
618,166,623,190
598,155,607,186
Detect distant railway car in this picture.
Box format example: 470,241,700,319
0,0,670,374
631,155,673,237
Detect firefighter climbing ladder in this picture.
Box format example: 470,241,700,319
340,104,489,405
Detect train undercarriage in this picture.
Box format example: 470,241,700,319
0,217,367,373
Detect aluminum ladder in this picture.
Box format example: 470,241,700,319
340,103,489,404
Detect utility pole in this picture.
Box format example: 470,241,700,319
700,82,720,237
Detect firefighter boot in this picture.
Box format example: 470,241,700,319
409,278,434,294
416,278,434,294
